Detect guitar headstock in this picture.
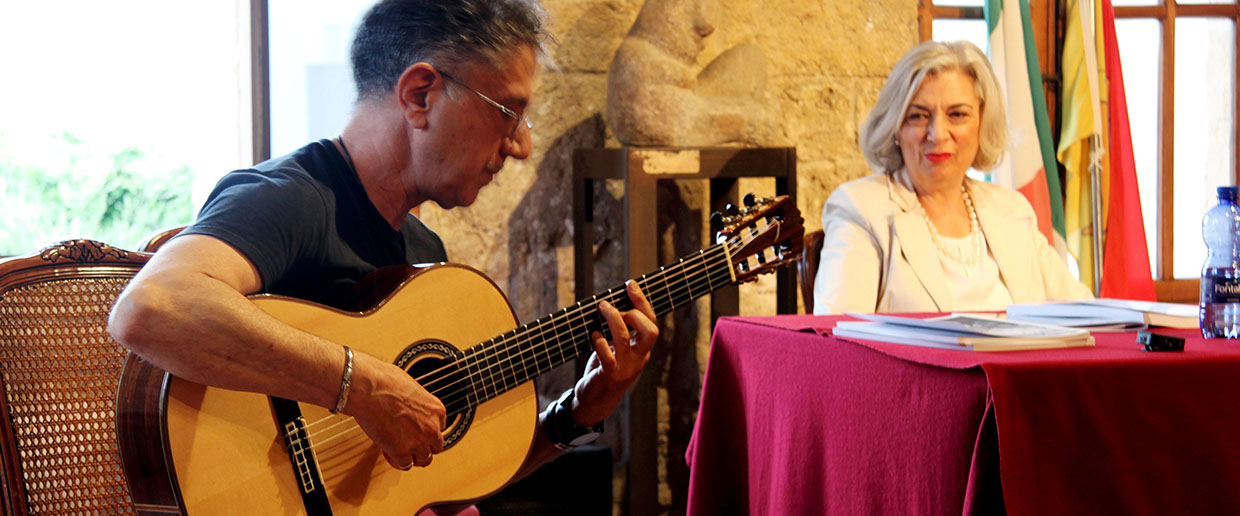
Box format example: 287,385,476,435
712,194,804,284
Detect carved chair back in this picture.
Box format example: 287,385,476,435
0,240,151,516
135,226,185,253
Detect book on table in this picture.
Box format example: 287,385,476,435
1005,298,1198,330
834,312,1094,352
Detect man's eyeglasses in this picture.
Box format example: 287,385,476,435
439,71,532,139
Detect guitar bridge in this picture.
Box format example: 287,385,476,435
271,397,333,515
283,418,318,494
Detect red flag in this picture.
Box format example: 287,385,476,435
1098,0,1157,300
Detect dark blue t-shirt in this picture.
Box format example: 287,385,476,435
182,139,447,307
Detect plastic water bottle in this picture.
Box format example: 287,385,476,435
1200,186,1240,338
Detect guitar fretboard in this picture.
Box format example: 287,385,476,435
438,243,734,411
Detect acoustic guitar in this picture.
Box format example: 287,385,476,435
115,195,803,515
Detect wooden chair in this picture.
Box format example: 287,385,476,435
798,229,824,313
0,239,151,515
135,226,185,253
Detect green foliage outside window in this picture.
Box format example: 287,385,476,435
0,132,195,256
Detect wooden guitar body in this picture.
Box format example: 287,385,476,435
118,264,534,515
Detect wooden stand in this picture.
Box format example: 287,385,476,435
571,146,797,515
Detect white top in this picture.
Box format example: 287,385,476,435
811,170,1094,315
933,233,1013,311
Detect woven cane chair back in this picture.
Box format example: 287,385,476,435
0,240,150,516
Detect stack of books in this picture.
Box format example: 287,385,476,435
1005,299,1197,331
834,313,1094,352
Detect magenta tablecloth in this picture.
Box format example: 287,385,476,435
685,315,1240,516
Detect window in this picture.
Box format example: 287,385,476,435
1114,0,1240,301
267,0,374,159
922,0,988,50
0,1,252,255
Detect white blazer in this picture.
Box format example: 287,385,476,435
812,170,1093,314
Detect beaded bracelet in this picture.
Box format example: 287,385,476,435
330,346,354,414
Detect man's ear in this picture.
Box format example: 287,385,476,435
395,63,441,129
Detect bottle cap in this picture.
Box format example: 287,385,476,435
1218,186,1238,201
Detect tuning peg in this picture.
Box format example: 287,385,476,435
710,211,724,234
725,203,739,217
743,193,757,207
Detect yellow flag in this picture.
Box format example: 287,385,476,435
1058,0,1107,290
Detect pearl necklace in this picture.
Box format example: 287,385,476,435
919,186,983,267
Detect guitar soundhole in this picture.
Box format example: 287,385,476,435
397,341,473,449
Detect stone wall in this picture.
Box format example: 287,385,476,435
419,0,918,514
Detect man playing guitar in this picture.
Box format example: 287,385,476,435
109,1,658,513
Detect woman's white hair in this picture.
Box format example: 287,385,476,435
859,40,1008,173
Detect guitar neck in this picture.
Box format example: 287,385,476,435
447,243,735,407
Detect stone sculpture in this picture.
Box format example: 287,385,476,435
606,0,777,147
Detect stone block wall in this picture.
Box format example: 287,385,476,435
418,0,918,513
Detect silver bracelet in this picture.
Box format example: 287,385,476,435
330,346,354,414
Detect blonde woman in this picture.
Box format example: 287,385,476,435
812,40,1091,314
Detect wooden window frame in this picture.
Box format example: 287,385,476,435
1112,2,1240,302
251,0,271,164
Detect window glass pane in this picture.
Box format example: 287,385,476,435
269,1,375,158
1178,0,1236,5
0,2,249,255
1114,19,1162,279
1112,0,1162,6
933,0,984,6
932,19,989,53
1174,17,1237,279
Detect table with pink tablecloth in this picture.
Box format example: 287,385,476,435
685,315,1240,516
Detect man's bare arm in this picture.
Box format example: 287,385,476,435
108,234,446,469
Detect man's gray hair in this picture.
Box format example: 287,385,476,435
351,0,552,100
859,40,1008,173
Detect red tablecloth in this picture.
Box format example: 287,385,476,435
685,315,1240,516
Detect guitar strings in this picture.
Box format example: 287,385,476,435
292,261,725,450
292,247,731,448
291,225,773,453
419,244,730,396
429,257,730,414
361,242,728,409
293,229,751,450
295,250,728,443
382,243,731,408
292,230,754,449
288,256,705,453
295,257,731,451
383,214,773,401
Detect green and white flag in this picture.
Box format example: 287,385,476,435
985,0,1068,258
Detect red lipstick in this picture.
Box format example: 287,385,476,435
926,153,951,163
